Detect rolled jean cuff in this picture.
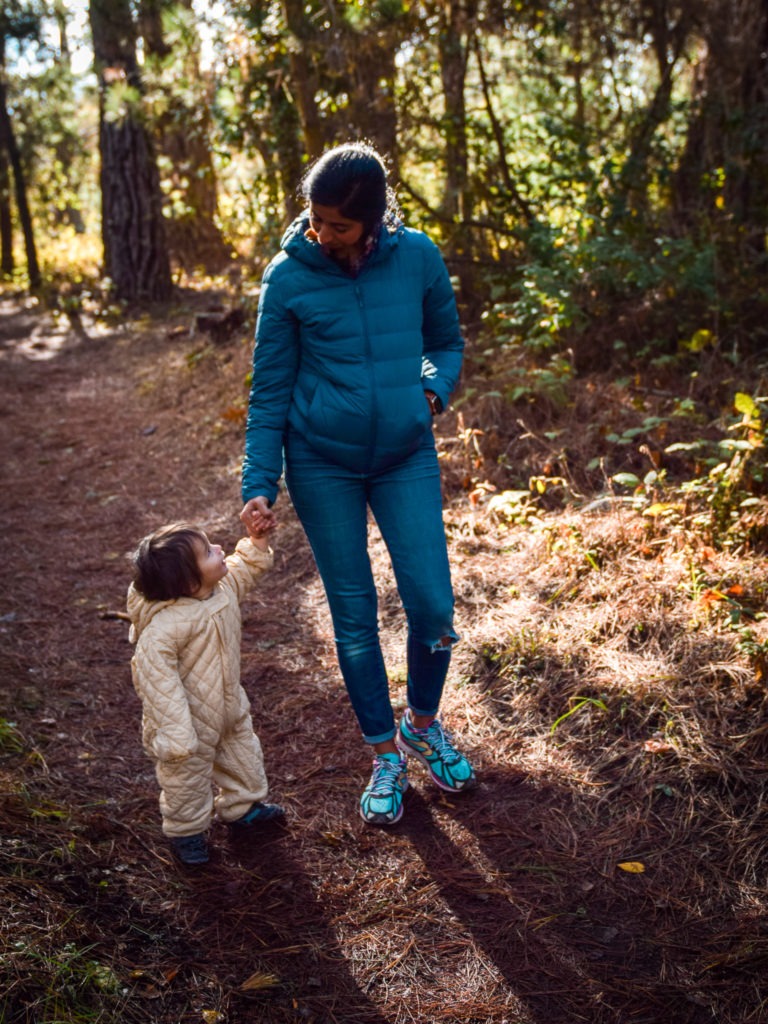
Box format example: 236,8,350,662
363,727,398,746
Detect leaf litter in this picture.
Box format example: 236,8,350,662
1,291,768,1022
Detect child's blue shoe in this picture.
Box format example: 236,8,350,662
229,802,286,827
396,711,476,792
359,752,408,826
170,832,209,865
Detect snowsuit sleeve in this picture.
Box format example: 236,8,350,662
419,238,464,411
131,624,198,763
220,536,274,605
242,262,300,505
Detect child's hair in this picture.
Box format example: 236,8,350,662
131,523,208,602
299,141,400,235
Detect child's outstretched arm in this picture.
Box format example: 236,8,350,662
223,529,275,602
246,521,273,551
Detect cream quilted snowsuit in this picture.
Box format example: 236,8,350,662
127,538,274,837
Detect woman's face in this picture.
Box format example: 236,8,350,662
308,203,365,261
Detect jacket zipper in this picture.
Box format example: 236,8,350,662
355,282,377,472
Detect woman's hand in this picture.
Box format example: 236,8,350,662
241,496,276,538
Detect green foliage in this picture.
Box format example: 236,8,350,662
550,695,608,735
0,717,23,753
479,226,720,373
678,392,768,544
608,390,768,549
6,938,125,1022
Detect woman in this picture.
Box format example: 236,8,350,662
241,142,475,825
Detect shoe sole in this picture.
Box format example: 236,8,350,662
396,733,477,793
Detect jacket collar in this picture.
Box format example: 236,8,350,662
280,212,402,274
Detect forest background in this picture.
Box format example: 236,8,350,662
3,1,768,1022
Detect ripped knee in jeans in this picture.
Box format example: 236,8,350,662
431,634,457,653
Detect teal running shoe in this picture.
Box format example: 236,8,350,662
396,712,476,792
359,753,409,826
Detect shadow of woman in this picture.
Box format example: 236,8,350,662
396,767,619,1024
178,820,392,1024
398,763,716,1024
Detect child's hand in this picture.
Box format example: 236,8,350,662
247,522,274,549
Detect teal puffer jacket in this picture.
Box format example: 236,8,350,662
242,215,464,504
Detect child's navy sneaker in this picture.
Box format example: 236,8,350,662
229,801,286,827
170,832,209,865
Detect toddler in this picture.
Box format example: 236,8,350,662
127,521,284,865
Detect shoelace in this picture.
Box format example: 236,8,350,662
370,757,403,794
423,721,461,764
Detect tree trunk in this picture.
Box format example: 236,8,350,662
436,0,478,306
139,0,230,273
89,0,172,302
613,1,692,221
268,74,304,221
0,73,40,288
673,0,768,243
281,0,328,159
0,144,13,276
344,27,400,167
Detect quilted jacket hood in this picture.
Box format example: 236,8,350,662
127,585,230,644
126,585,173,644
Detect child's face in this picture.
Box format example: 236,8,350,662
192,535,228,597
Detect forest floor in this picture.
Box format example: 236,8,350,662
1,286,768,1024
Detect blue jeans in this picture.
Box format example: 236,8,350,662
284,429,458,743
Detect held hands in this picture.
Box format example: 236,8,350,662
241,496,276,548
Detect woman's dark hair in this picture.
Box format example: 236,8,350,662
299,142,399,234
131,523,207,601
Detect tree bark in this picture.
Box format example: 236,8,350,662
0,144,13,275
673,0,768,242
89,0,173,302
0,72,40,288
139,0,230,273
281,0,327,159
435,0,478,306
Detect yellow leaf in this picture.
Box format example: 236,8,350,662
643,503,682,518
201,1012,224,1024
240,971,281,992
683,329,716,352
618,861,646,873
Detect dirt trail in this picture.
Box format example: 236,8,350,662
2,294,722,1024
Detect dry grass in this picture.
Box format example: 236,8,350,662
1,290,768,1023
